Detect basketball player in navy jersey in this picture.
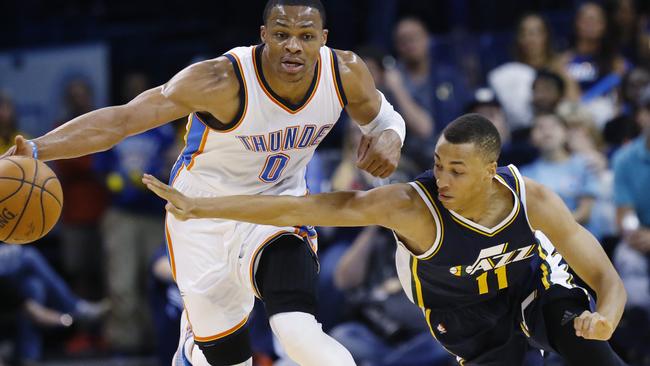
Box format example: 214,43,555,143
4,1,407,365
145,113,627,365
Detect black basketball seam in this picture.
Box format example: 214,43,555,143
2,157,26,181
0,179,24,205
40,177,62,206
4,159,38,242
0,177,62,206
39,183,45,238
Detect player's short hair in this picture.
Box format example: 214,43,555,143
442,113,501,163
263,0,326,26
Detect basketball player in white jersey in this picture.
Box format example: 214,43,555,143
3,1,406,365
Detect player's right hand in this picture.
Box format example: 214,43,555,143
574,311,614,341
1,135,33,159
142,173,198,221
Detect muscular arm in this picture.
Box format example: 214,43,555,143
334,50,403,177
22,58,240,161
143,173,436,254
525,178,626,330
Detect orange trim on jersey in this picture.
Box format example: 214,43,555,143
252,45,322,114
249,231,292,298
293,226,318,253
194,315,249,342
329,49,345,108
164,218,177,281
219,51,248,133
186,118,209,171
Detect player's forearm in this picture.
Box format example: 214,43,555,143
191,191,376,228
33,106,127,161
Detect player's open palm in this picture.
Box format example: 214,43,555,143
142,173,196,221
574,311,614,340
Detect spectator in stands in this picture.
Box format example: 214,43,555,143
54,78,109,299
606,0,650,66
0,92,26,153
604,67,650,152
0,244,108,362
148,244,182,366
532,69,566,116
95,71,177,353
393,17,469,134
465,88,537,167
611,85,650,364
330,226,452,366
357,45,434,172
521,114,599,226
563,2,630,128
489,13,578,131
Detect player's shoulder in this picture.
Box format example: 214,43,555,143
332,49,376,104
521,176,559,213
332,49,365,77
162,56,239,104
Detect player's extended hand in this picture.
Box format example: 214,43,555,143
0,135,34,159
356,129,401,178
574,311,614,340
142,174,197,221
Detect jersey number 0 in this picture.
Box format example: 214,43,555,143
259,153,290,183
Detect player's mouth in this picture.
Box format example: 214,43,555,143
281,58,305,74
438,193,453,202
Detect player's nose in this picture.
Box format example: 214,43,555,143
285,36,302,53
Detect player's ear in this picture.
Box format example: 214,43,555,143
322,29,328,46
486,161,497,179
260,25,267,44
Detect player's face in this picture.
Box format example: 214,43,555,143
261,6,328,82
433,136,496,212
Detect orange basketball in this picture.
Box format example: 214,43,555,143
0,156,63,244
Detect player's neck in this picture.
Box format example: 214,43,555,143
457,180,510,226
261,49,316,104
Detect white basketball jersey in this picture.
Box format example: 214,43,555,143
170,44,347,196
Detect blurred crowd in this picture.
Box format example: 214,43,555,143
2,0,650,365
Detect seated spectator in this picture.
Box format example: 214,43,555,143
605,0,650,65
489,13,578,131
611,85,650,365
465,88,537,167
532,69,566,116
521,114,599,226
0,244,108,362
393,17,469,135
603,67,650,153
562,2,631,128
0,92,27,153
357,45,435,172
330,226,453,366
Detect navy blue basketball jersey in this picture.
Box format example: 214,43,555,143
394,165,579,364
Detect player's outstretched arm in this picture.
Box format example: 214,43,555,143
525,178,626,341
143,173,417,229
335,50,404,178
4,57,239,161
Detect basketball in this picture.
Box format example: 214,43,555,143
0,156,63,244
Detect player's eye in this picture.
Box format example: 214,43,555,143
452,171,464,176
275,32,287,39
302,34,314,41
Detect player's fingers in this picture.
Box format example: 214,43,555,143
574,312,587,336
165,202,187,221
356,135,372,165
364,158,384,176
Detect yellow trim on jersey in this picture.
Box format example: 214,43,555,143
425,308,465,364
413,180,445,259
252,45,322,114
449,201,520,238
506,166,521,196
411,257,425,307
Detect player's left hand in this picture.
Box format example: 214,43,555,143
356,129,401,178
574,311,614,340
142,174,197,221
